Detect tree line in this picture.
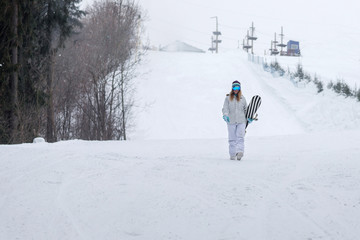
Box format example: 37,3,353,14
0,0,144,144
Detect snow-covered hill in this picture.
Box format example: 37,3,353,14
133,50,360,139
134,0,360,87
1,50,360,240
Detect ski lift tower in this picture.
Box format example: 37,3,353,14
271,32,279,55
208,36,216,53
269,40,273,54
211,16,222,53
247,22,258,54
277,26,287,55
243,31,252,52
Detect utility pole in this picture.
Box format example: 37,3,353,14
211,16,221,53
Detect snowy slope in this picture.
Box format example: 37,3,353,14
1,133,360,240
133,50,360,139
1,50,360,240
134,0,360,87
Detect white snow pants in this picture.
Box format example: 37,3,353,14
227,123,246,157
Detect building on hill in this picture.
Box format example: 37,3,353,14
160,41,205,53
287,40,301,56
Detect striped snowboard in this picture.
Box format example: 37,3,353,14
245,95,262,129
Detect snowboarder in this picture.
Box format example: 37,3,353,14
222,80,248,160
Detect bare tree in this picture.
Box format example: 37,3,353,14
54,0,145,140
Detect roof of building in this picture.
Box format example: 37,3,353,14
160,41,205,53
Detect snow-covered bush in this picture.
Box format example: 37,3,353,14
293,64,304,81
327,81,334,89
313,75,323,93
263,62,269,71
341,83,352,97
328,80,354,98
270,60,285,76
304,73,312,83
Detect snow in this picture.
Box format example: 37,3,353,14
33,137,46,143
1,50,360,240
134,51,360,139
134,0,360,87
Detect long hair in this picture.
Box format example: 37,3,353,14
228,89,242,101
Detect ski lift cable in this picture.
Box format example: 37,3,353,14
148,17,210,36
147,26,238,51
147,17,245,42
218,23,248,31
146,25,210,46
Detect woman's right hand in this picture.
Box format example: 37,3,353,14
223,115,230,123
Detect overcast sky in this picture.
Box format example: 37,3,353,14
80,0,360,54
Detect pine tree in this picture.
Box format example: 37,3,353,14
0,0,19,143
294,63,304,81
313,75,323,93
327,81,334,89
341,82,352,97
40,0,84,142
0,0,84,143
333,81,342,94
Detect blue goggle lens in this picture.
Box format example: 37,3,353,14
232,86,240,91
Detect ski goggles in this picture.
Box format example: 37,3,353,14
232,86,241,91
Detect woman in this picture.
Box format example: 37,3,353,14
222,80,247,160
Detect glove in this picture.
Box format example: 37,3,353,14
247,118,253,123
223,115,230,123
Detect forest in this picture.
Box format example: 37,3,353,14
0,0,144,144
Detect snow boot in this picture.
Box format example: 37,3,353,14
236,152,244,161
230,156,236,160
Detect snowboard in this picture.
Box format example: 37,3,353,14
245,95,262,129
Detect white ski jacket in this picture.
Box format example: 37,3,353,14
222,94,247,124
